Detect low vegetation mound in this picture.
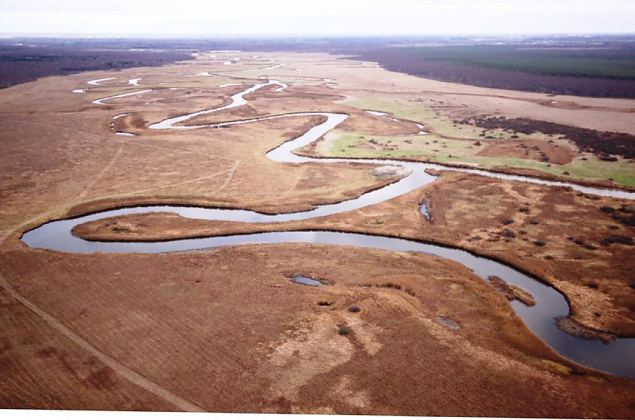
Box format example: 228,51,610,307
459,116,635,160
488,275,535,306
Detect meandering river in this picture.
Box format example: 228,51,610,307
22,80,635,378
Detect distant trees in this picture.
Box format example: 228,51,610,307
354,46,635,98
0,46,193,89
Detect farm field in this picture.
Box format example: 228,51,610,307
0,49,633,416
353,44,635,97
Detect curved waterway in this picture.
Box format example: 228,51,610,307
23,81,635,378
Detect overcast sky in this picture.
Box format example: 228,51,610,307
1,0,634,37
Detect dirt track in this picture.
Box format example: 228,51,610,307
2,243,634,415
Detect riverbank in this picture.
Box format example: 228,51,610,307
69,170,635,339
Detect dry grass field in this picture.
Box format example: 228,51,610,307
1,51,634,415
74,171,635,337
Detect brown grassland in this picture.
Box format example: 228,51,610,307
0,51,633,416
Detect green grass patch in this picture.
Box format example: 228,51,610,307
344,93,557,142
321,130,635,188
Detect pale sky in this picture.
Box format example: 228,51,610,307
1,0,634,37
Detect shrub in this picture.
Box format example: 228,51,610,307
599,155,618,162
338,325,351,336
601,235,633,246
502,229,516,239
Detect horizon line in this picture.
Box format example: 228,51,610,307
3,32,635,40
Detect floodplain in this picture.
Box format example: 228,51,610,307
0,47,633,416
